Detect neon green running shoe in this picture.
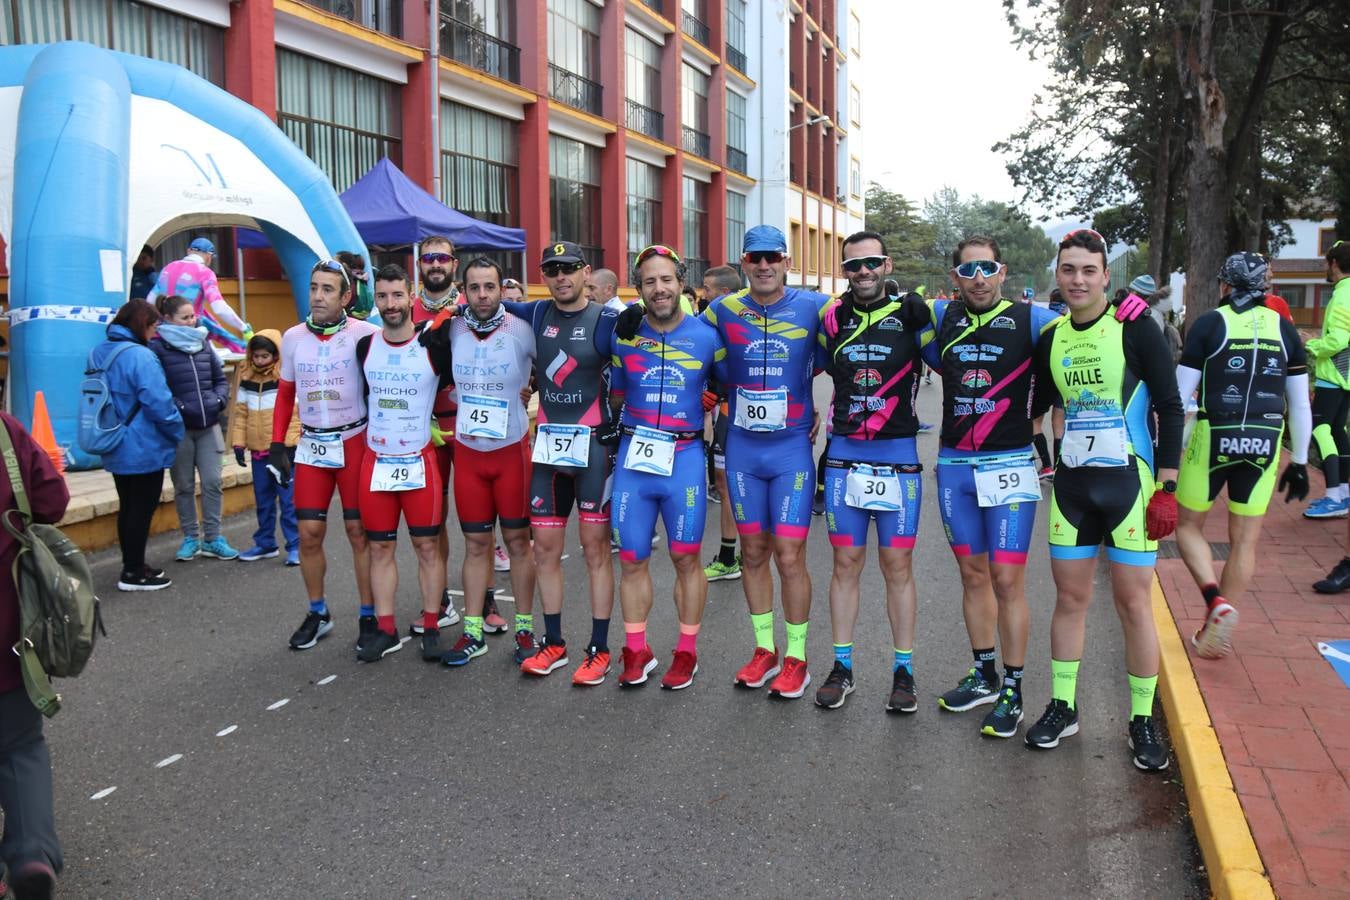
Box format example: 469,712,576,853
704,556,742,582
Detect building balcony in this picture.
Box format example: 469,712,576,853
681,126,711,159
681,10,711,47
806,169,820,194
726,146,747,175
634,0,665,15
301,0,401,39
625,99,665,140
725,43,747,73
685,257,710,286
439,13,519,84
790,163,801,185
549,63,603,116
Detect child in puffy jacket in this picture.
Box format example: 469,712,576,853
229,330,301,565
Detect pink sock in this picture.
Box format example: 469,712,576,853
624,621,647,653
676,623,700,655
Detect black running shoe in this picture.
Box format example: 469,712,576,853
938,668,997,711
886,667,918,713
410,594,461,635
1128,715,1170,771
289,611,333,650
117,569,171,592
513,629,539,664
420,628,444,661
1025,698,1079,749
355,614,377,653
813,661,855,709
356,629,401,662
811,490,825,516
443,634,487,666
980,689,1024,738
1314,557,1350,594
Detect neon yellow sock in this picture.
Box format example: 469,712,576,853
1051,658,1080,709
785,620,808,660
514,613,532,634
464,616,484,641
1129,672,1158,718
750,611,775,652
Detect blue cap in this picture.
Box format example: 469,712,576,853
189,237,216,254
743,225,788,254
1127,274,1156,296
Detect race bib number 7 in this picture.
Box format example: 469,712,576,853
1060,415,1129,468
296,432,344,469
532,423,591,467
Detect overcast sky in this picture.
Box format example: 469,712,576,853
859,0,1050,214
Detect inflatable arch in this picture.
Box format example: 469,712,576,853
0,42,368,468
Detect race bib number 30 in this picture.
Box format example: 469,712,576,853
370,454,425,492
1060,415,1129,468
844,464,903,511
623,426,676,476
457,393,510,440
974,458,1041,507
532,423,591,467
734,387,788,432
297,432,344,469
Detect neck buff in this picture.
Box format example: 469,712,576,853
158,323,208,353
465,304,506,334
306,311,347,336
420,287,459,312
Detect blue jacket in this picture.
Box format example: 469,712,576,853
150,333,228,431
92,324,184,474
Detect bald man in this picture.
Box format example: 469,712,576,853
587,268,626,311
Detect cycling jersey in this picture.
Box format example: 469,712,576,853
450,311,536,451
1307,278,1350,389
823,291,932,440
610,315,727,433
147,254,248,350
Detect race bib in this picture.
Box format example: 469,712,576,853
844,464,903,511
734,387,788,432
974,458,1041,507
457,393,509,440
532,423,591,467
369,454,425,492
296,431,344,469
1060,415,1129,468
623,426,676,477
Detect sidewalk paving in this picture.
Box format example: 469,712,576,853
1156,471,1350,898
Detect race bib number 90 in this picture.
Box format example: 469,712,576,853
734,387,788,432
296,432,344,469
370,454,425,492
1060,415,1129,468
844,464,903,511
532,423,591,467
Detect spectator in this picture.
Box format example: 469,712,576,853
0,412,70,900
586,267,625,310
230,331,301,566
1260,260,1295,323
152,295,238,563
146,237,251,352
95,299,184,591
501,278,526,302
336,250,374,320
129,245,157,300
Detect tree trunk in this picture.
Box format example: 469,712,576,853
1177,0,1228,321
1147,78,1176,283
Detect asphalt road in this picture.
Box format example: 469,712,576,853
32,381,1205,898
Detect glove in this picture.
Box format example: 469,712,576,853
900,292,931,331
1145,488,1178,540
702,390,718,412
596,420,622,448
1279,462,1310,503
242,324,255,343
268,441,292,488
1113,292,1148,323
234,446,247,468
417,311,453,351
614,303,645,341
430,422,450,448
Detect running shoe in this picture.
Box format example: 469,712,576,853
734,647,781,688
1304,496,1349,519
1191,600,1238,659
704,556,742,582
285,549,301,567
981,689,1024,738
198,536,240,560
9,861,55,900
768,656,811,698
483,591,508,634
1314,557,1350,594
1128,715,1170,771
117,569,171,592
886,667,918,713
237,545,279,562
938,669,998,711
1024,698,1079,749
410,595,461,635
521,640,569,676
573,646,612,685
917,422,934,433
442,633,487,666
420,629,444,661
355,614,377,653
357,629,401,662
661,650,698,690
142,565,166,580
494,544,511,572
814,661,855,709
175,537,200,561
811,490,825,517
610,536,621,555
1038,466,1055,482
708,485,722,504
289,611,333,650
618,646,657,687
514,630,539,664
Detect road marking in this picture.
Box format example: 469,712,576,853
496,595,514,602
448,589,464,596
90,787,117,801
399,636,411,644
317,675,336,685
561,554,571,561
215,725,237,737
155,754,182,769
266,698,289,711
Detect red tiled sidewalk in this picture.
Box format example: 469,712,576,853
1157,475,1350,898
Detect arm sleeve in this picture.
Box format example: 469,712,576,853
132,351,186,443
145,270,166,305
1280,317,1308,377
272,380,296,444
919,300,943,371
594,309,618,358
501,300,532,322
608,337,627,398
203,269,247,331
1029,323,1057,419
1178,311,1223,370
1286,372,1312,465
210,349,229,410
1125,317,1184,469
8,417,69,524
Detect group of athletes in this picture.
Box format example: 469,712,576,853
264,220,1319,774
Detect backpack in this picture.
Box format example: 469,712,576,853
0,422,104,717
77,342,141,455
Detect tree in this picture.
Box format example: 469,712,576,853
864,183,938,289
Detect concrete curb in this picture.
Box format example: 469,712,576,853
1151,578,1274,900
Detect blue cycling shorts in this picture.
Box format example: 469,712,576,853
824,436,921,549
612,436,706,562
724,429,814,540
935,446,1039,566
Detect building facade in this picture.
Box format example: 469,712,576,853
1270,216,1339,327
2,0,863,294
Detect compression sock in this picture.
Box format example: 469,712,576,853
1033,433,1051,469
422,611,440,633
358,603,374,619
1003,665,1024,698
590,617,610,652
1128,672,1158,718
974,647,998,685
376,614,396,636
624,621,647,653
544,612,563,645
785,620,808,660
676,623,700,654
464,616,484,642
1200,582,1222,610
1051,658,1080,709
310,598,328,616
1053,437,1063,463
833,643,854,670
514,613,533,634
816,450,828,493
894,648,913,675
718,539,738,566
750,611,775,652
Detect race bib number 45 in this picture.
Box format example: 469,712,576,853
532,423,591,467
457,393,509,440
1060,415,1129,468
734,387,788,432
297,432,344,469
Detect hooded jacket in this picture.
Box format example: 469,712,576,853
229,329,300,451
89,323,185,474
151,328,229,431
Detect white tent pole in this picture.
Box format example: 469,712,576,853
236,245,247,322
413,241,420,296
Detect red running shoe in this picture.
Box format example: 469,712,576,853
768,656,811,699
734,647,781,688
1192,600,1239,659
660,650,699,690
619,645,657,687
520,640,568,676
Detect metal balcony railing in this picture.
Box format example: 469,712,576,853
684,257,709,287
726,146,748,174
303,0,401,38
681,126,711,159
681,10,710,47
725,43,747,73
439,13,520,84
635,0,664,14
549,63,602,115
625,99,664,140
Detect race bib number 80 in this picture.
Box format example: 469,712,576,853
734,387,788,432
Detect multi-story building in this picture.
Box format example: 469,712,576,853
1270,214,1339,327
0,0,863,305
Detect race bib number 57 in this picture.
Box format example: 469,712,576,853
533,424,591,467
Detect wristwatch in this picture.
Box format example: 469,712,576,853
1159,480,1177,494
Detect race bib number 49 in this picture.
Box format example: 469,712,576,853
734,388,788,432
370,454,425,492
532,423,591,467
296,432,344,469
1060,415,1129,468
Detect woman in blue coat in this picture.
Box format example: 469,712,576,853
92,299,184,591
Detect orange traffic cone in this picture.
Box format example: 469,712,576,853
30,390,65,475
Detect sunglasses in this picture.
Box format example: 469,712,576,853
842,255,887,274
501,278,522,289
420,252,455,265
541,261,585,277
636,244,683,266
954,259,1003,279
311,257,351,287
744,251,785,265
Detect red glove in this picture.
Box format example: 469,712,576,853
702,390,718,412
1145,489,1178,540
1114,292,1149,322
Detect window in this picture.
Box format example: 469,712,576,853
439,0,519,83
1321,228,1341,256
681,0,709,47
725,0,748,72
549,135,603,269
850,158,862,198
727,190,747,265
627,159,663,275
1318,284,1336,310
681,64,711,158
807,226,818,274
682,177,709,284
1278,284,1307,309
548,0,601,99
3,0,225,84
440,101,518,227
624,28,664,139
849,84,862,126
277,49,402,192
726,91,748,174
789,222,803,267
848,12,861,56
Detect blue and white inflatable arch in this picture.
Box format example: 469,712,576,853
0,42,367,468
